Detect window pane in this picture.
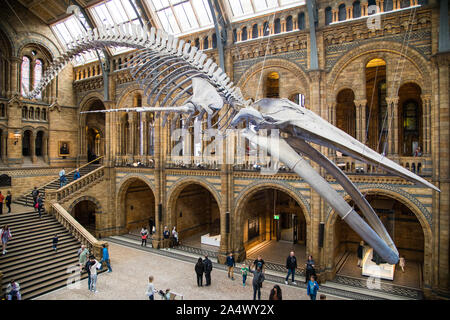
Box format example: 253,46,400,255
192,0,212,26
34,59,43,99
21,56,30,97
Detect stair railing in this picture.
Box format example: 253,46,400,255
49,203,107,259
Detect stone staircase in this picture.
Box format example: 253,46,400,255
0,211,105,300
13,158,103,208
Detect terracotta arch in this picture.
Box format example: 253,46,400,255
68,195,103,214
324,186,432,287
116,85,144,108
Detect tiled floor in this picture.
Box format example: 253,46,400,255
337,252,422,289
246,241,307,266
35,242,343,300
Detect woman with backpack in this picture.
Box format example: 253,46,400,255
249,265,265,300
0,225,12,255
140,226,148,247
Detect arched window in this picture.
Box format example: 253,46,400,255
0,103,5,118
368,0,377,14
42,108,47,121
286,16,293,32
233,29,237,42
22,106,27,119
29,107,34,119
263,22,270,36
212,33,217,48
298,12,305,30
34,59,43,99
353,1,361,18
274,18,281,34
241,27,248,41
383,0,393,12
252,24,258,39
195,38,200,48
289,93,305,107
266,72,280,98
325,7,332,25
36,108,40,120
21,56,31,97
338,4,347,21
336,89,356,138
400,0,410,8
203,36,209,49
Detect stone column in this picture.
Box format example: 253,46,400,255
30,130,37,163
127,114,135,155
143,113,148,156
10,57,21,96
421,94,432,155
43,132,49,163
354,99,368,144
386,97,399,155
332,9,338,23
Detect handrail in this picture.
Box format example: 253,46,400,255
49,203,107,258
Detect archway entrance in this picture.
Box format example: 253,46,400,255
241,188,307,265
332,194,424,289
83,99,105,162
22,130,31,157
121,179,156,234
71,200,97,234
171,183,220,251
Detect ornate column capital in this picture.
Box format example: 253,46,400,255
385,97,399,106
354,99,367,107
421,94,432,104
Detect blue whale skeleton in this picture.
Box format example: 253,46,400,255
28,23,440,265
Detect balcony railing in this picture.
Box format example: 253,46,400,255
114,155,155,168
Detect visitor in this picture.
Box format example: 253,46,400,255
172,226,178,245
285,251,297,285
78,245,89,272
31,187,39,211
146,276,156,300
399,256,406,273
0,191,4,215
73,169,81,181
149,218,154,235
306,275,319,300
1,225,12,255
6,280,21,300
86,255,101,293
84,255,95,290
152,225,156,236
52,234,58,252
141,226,148,247
37,194,44,218
100,244,112,273
319,294,327,300
305,255,316,283
357,241,364,267
163,226,170,248
241,263,249,287
59,168,66,188
195,257,204,287
249,265,265,300
269,285,282,300
226,252,235,280
253,255,265,287
203,254,213,286
414,146,422,157
5,191,11,213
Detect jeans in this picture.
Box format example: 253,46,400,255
196,273,203,286
87,274,91,290
205,272,211,285
7,290,21,300
6,203,11,213
227,266,234,279
252,283,261,300
100,258,112,272
242,274,247,285
90,274,98,291
149,294,154,300
286,268,295,282
53,244,57,251
310,294,317,300
141,239,147,246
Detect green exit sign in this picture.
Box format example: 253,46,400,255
274,215,280,220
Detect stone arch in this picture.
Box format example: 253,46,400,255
79,93,106,160
327,41,431,96
78,92,105,112
68,195,103,214
15,32,61,59
116,84,144,108
236,58,311,104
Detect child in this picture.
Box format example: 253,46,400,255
52,234,58,252
146,276,156,300
241,263,249,287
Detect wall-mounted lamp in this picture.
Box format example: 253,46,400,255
9,130,21,145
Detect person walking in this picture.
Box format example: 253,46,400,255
399,256,406,273
31,187,39,211
203,255,213,286
100,244,112,273
141,226,149,247
172,226,179,245
285,251,297,285
5,191,12,213
0,191,4,215
78,245,89,272
269,285,282,300
357,241,364,267
1,225,12,255
146,276,156,300
59,168,66,188
86,255,101,293
73,169,81,181
305,255,316,283
37,194,44,218
6,280,21,300
253,255,265,287
306,275,319,300
249,266,265,300
195,257,204,287
241,263,249,287
226,252,235,280
52,234,58,252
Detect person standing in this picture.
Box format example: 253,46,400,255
146,276,156,300
249,266,265,300
6,280,21,300
226,252,235,280
241,263,249,287
203,255,213,286
100,244,112,273
37,194,44,218
73,169,81,181
52,234,58,252
306,275,319,300
163,226,170,248
149,219,154,235
285,251,297,285
0,191,4,215
31,187,39,211
399,256,406,273
152,225,156,236
269,285,282,300
87,255,101,293
1,225,12,255
172,226,179,245
141,226,148,247
357,241,365,267
78,245,89,272
305,255,316,283
195,257,204,287
59,168,66,188
5,191,12,213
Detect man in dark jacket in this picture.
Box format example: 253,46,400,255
285,251,297,285
203,255,213,286
249,266,265,300
31,187,39,211
226,253,235,280
195,257,204,287
85,255,96,291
